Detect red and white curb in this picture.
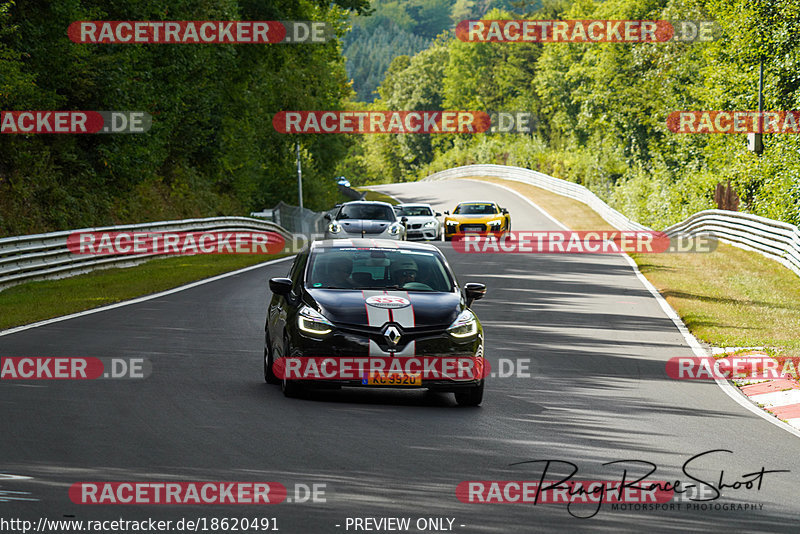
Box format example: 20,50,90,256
714,347,800,431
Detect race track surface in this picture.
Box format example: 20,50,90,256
1,179,797,532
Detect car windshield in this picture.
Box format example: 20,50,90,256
454,203,497,215
337,204,395,221
397,206,433,217
306,248,454,292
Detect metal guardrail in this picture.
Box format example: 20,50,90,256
423,164,650,232
663,210,800,277
0,217,293,291
5,166,800,291
250,201,327,237
423,164,800,277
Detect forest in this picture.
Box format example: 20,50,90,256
2,0,799,236
339,0,800,229
0,0,368,237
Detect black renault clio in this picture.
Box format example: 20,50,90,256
264,239,487,406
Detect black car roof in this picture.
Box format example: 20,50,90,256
310,239,440,253
339,200,393,207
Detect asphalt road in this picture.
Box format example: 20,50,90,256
1,179,798,533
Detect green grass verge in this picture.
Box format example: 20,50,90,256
0,253,289,331
471,176,800,359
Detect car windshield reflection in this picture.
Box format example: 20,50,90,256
307,249,453,292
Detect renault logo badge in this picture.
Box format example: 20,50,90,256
384,325,401,347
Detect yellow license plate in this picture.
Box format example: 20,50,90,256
365,372,422,386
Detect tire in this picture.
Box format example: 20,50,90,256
264,332,279,384
454,381,484,407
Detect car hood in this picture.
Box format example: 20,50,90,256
306,288,461,329
403,215,437,223
336,219,395,234
447,214,500,222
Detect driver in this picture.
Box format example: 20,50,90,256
391,257,418,286
327,256,356,288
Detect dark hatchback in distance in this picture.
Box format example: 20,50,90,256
264,239,488,406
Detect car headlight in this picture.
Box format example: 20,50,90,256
447,310,478,339
423,221,437,228
487,218,503,228
446,220,458,228
388,223,402,235
298,306,333,336
328,221,342,234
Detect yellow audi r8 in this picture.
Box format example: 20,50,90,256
443,201,511,241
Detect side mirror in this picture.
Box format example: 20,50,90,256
269,277,293,296
324,213,332,221
444,210,450,215
464,283,486,307
400,216,408,226
501,208,508,215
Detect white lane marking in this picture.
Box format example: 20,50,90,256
0,475,38,503
0,256,294,338
467,176,800,439
0,490,38,503
0,474,32,480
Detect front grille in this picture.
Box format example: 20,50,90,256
337,323,448,338
410,223,422,229
459,224,486,232
343,224,388,234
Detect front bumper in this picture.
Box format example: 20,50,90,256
444,221,505,238
406,228,439,240
324,230,404,240
444,228,505,239
289,376,483,392
283,324,484,390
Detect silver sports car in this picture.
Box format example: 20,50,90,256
324,201,407,240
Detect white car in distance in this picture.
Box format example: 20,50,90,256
394,203,442,241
